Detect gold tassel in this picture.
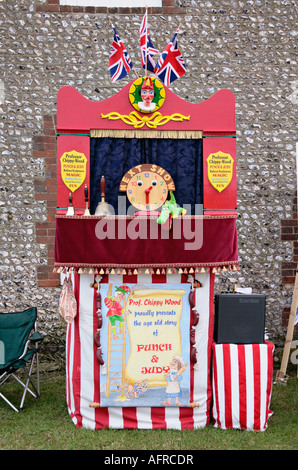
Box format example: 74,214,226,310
167,268,172,274
222,266,227,272
145,268,150,274
89,268,93,274
122,269,126,274
189,267,194,273
212,267,217,273
110,268,115,274
100,268,104,275
133,269,138,275
201,267,205,273
233,265,237,271
178,268,183,274
78,268,83,274
156,268,160,275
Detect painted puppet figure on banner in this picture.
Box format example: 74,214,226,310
104,284,131,339
100,283,191,407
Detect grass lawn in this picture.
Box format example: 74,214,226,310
0,369,297,451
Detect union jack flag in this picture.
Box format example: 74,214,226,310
109,24,133,83
139,11,159,73
154,28,187,86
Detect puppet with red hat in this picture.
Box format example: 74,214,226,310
104,284,131,339
138,76,156,112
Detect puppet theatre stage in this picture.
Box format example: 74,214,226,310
55,70,274,430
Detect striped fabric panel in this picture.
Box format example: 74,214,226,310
66,271,214,430
212,342,274,432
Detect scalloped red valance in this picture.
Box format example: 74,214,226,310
54,214,239,273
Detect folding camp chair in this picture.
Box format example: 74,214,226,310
0,307,43,412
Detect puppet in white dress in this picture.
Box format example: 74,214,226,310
163,355,187,406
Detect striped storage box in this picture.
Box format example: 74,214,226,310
212,342,274,432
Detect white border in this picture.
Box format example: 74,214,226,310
59,0,162,7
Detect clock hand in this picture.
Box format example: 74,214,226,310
145,186,152,205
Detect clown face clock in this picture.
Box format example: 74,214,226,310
120,164,175,212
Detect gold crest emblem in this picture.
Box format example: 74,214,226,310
60,150,87,192
207,151,234,193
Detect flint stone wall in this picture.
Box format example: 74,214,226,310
0,0,297,360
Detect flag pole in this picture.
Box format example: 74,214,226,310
145,5,148,77
133,66,139,79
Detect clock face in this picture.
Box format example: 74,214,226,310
119,164,175,212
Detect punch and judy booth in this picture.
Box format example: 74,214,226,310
54,19,273,431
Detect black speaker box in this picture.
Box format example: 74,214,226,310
214,294,266,344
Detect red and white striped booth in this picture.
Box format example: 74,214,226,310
212,342,274,432
65,271,215,430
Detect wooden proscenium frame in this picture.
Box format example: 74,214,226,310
56,82,237,215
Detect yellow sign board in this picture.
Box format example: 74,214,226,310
60,150,87,192
125,288,186,388
207,151,234,193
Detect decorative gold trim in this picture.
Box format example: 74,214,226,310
55,214,237,220
100,111,191,131
91,128,203,139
